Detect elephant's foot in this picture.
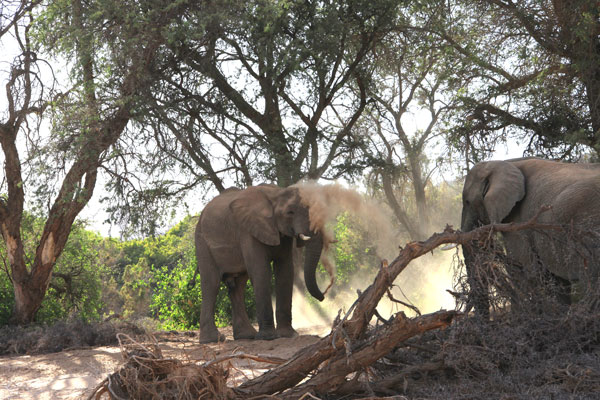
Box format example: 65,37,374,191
233,325,257,340
276,325,298,338
255,328,278,341
199,329,226,344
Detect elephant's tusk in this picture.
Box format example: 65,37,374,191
441,243,458,251
299,234,311,241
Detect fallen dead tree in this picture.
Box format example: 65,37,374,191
236,207,560,398
274,311,456,399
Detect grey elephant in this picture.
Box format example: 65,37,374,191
460,158,600,316
195,184,325,343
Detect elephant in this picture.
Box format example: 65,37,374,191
195,184,325,343
460,158,600,317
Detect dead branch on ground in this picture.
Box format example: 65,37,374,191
235,206,557,398
278,311,456,399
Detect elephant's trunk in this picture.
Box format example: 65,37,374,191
303,232,325,301
461,209,490,318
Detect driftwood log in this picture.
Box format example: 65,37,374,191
235,206,556,398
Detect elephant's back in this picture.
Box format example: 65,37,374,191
513,159,600,215
197,189,241,248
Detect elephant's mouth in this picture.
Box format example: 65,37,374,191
290,227,316,241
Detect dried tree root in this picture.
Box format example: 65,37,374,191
375,360,445,392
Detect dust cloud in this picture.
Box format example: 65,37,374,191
292,181,458,330
295,181,398,255
376,251,457,317
291,252,457,332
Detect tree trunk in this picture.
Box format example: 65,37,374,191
407,152,429,237
381,171,421,240
2,0,183,324
584,71,600,151
12,279,46,324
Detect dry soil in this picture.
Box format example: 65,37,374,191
0,325,329,400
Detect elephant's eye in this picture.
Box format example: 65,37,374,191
287,210,294,216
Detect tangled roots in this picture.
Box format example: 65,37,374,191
89,334,233,400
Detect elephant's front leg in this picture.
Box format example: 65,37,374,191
242,239,277,340
251,267,278,340
273,249,298,338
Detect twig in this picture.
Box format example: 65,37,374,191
386,287,421,316
298,393,323,400
202,352,286,368
375,360,445,390
374,308,392,325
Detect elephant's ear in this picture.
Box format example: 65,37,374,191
484,161,526,223
230,187,280,246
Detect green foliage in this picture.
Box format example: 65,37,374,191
150,261,201,330
117,216,197,319
332,213,379,290
314,213,380,297
0,270,13,325
119,259,153,318
35,225,106,323
0,216,106,326
0,214,203,327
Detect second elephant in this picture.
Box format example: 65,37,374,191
196,184,325,343
460,158,600,316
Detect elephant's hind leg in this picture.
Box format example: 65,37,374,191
227,273,257,340
197,237,225,343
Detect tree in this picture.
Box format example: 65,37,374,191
442,0,600,161
0,0,189,324
358,2,466,240
123,0,400,201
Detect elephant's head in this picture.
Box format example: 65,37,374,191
461,160,525,232
230,185,325,301
460,160,525,316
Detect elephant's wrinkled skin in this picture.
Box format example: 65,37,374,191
460,158,600,316
196,185,324,343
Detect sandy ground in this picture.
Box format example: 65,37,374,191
0,326,330,400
